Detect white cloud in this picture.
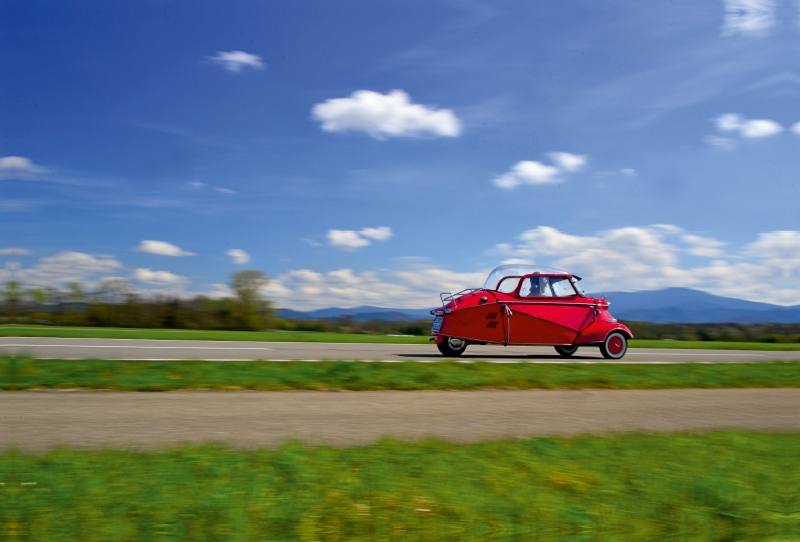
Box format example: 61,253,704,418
210,50,264,72
493,161,561,189
135,240,195,257
10,226,800,307
0,156,47,179
493,151,589,189
744,231,800,278
0,247,31,256
327,227,394,250
548,152,587,172
715,113,744,132
682,234,726,257
791,121,800,134
172,283,235,300
262,223,800,307
495,226,684,288
227,249,251,264
722,0,775,37
302,238,323,248
11,252,122,287
327,230,371,250
621,168,637,177
740,119,783,137
216,188,237,194
359,226,394,241
311,90,461,139
132,268,189,287
262,267,486,310
714,113,783,138
205,283,233,299
491,225,800,304
706,135,737,151
745,231,800,259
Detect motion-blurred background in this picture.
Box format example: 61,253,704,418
3,1,800,540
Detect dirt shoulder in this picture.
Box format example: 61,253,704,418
3,388,799,450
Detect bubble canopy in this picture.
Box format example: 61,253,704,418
483,264,571,290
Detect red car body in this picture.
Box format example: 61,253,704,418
431,265,633,359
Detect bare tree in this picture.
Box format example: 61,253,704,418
230,270,269,305
3,281,21,303
229,270,272,330
67,282,85,303
27,288,48,305
95,278,132,304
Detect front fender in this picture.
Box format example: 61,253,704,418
575,321,633,345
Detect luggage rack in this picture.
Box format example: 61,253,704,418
431,288,485,315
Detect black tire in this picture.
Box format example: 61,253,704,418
600,332,627,360
554,345,578,358
437,337,468,357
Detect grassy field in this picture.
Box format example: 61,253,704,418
4,356,800,390
0,325,430,344
631,339,800,350
2,432,797,541
4,324,800,350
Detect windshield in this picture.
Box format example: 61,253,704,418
483,264,569,290
570,277,585,297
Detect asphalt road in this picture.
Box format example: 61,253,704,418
3,337,800,362
2,389,798,450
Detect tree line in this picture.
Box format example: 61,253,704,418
0,270,432,335
3,273,800,340
1,270,274,331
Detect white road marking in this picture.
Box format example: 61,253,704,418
625,351,774,357
0,337,417,346
2,345,787,359
0,339,791,356
3,337,798,363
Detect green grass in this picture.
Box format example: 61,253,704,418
5,324,800,350
0,324,431,343
2,433,797,541
4,357,800,390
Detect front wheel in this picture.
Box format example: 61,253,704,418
554,345,578,358
600,332,628,360
437,337,468,357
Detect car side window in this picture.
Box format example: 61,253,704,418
496,276,521,294
550,277,576,297
521,276,551,297
521,276,575,297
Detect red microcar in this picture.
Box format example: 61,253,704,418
431,265,633,359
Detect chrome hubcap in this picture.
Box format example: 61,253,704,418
448,338,465,349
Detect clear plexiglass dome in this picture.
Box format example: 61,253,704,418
482,264,570,290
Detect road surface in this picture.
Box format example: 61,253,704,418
3,337,800,362
2,388,798,450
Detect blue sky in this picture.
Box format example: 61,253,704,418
3,0,800,308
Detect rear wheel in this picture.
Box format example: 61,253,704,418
600,332,627,360
437,337,468,357
554,345,578,358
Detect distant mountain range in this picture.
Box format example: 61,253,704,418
277,306,433,322
593,287,800,324
276,288,800,324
